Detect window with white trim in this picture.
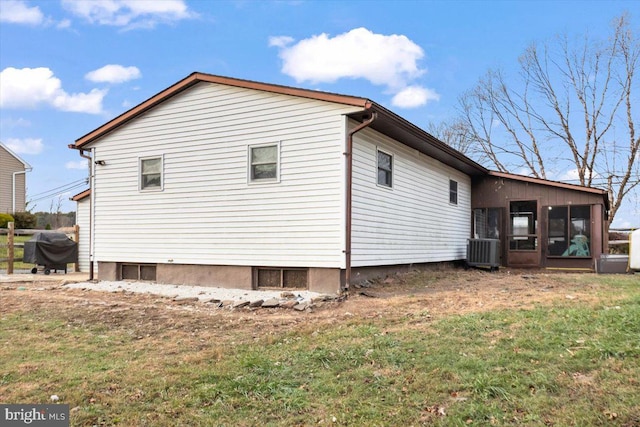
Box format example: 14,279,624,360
140,156,163,191
249,143,279,182
449,179,458,205
377,149,393,187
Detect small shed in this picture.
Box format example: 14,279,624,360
471,171,609,270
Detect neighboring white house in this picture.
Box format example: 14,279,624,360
0,142,31,214
70,73,487,293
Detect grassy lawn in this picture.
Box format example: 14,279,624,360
0,234,31,270
0,272,638,426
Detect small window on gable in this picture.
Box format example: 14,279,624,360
249,143,279,182
377,149,393,188
449,179,458,205
140,156,163,191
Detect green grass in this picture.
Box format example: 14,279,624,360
1,274,639,426
0,234,31,270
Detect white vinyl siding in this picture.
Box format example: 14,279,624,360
351,125,472,267
88,82,361,268
75,196,91,273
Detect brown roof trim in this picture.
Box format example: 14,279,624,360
71,188,91,201
73,72,371,148
488,170,608,195
360,106,488,176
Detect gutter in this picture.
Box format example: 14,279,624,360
344,111,377,294
70,145,95,280
12,167,32,213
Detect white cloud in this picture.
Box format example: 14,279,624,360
0,0,44,25
557,168,581,182
0,67,107,114
65,160,88,170
5,137,43,155
273,27,425,88
62,0,196,29
268,36,294,48
554,168,602,183
85,64,141,84
57,18,72,29
271,27,438,108
391,85,440,108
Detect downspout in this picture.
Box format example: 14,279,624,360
12,167,32,213
77,147,94,280
344,110,377,294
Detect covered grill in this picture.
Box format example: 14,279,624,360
23,232,78,274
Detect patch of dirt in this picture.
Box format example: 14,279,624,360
0,268,619,339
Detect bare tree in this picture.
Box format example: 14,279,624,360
426,118,475,156
458,13,639,224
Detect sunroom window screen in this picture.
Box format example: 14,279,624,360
547,205,591,256
509,200,537,250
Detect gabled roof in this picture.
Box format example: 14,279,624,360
71,72,488,176
72,72,371,148
0,142,32,169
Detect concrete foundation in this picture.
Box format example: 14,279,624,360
96,262,343,293
97,262,118,282
157,264,253,289
308,268,341,293
96,261,456,294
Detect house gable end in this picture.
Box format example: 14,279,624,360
73,72,371,149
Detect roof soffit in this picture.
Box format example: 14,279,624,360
347,106,488,176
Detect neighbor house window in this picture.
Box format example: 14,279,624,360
377,149,393,187
249,143,279,182
140,156,163,190
547,205,591,257
449,179,458,205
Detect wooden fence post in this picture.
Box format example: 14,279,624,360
74,224,80,272
7,222,14,275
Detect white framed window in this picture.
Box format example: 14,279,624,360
377,149,393,188
140,156,163,191
248,143,280,183
449,179,458,205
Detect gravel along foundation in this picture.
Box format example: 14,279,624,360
64,280,330,309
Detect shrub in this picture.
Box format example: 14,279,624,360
11,211,37,229
0,213,15,228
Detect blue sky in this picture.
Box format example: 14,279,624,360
0,0,637,226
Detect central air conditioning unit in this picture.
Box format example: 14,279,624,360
466,238,500,271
